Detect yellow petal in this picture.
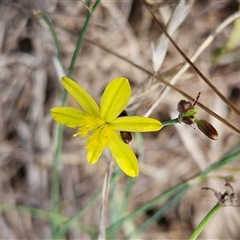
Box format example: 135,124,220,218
111,116,162,132
86,126,111,164
87,143,103,164
100,77,131,122
51,107,88,128
108,130,139,177
62,77,99,116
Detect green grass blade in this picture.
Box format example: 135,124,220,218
106,182,188,236
39,14,62,64
67,0,101,78
52,188,101,238
127,188,188,239
46,0,101,236
0,203,96,235
199,142,240,177
38,12,65,234
106,141,240,236
52,168,122,238
189,204,221,240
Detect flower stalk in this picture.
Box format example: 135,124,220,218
39,0,101,236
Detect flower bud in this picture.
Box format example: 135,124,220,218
120,131,132,144
177,100,192,114
195,119,218,140
118,109,128,117
118,109,132,144
177,100,198,126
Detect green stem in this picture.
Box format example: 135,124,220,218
162,118,179,126
59,1,97,119
189,204,221,240
49,0,101,236
67,15,91,77
36,11,64,234
39,14,62,64
67,0,101,78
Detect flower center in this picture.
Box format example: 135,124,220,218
73,116,106,138
85,122,113,150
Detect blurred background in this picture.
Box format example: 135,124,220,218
0,0,240,239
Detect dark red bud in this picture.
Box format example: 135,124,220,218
195,119,218,140
120,131,132,144
118,110,128,117
177,100,193,114
118,109,132,144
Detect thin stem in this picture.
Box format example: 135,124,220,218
50,124,63,213
67,17,91,76
162,118,179,126
38,11,64,234
39,14,62,64
56,2,96,128
49,0,101,236
68,0,100,78
98,157,113,239
189,204,221,240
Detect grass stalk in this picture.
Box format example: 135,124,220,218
38,14,63,64
39,0,102,236
84,37,240,135
37,12,65,234
188,204,221,240
52,168,122,238
143,0,240,118
98,158,113,239
0,203,97,235
106,141,240,236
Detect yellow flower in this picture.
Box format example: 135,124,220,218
51,77,162,177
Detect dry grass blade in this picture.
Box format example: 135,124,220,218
146,0,180,10
144,1,240,118
1,1,240,239
169,9,240,88
146,10,240,117
84,37,240,136
151,0,192,72
98,158,114,240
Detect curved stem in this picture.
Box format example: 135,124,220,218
189,204,221,240
39,14,62,64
